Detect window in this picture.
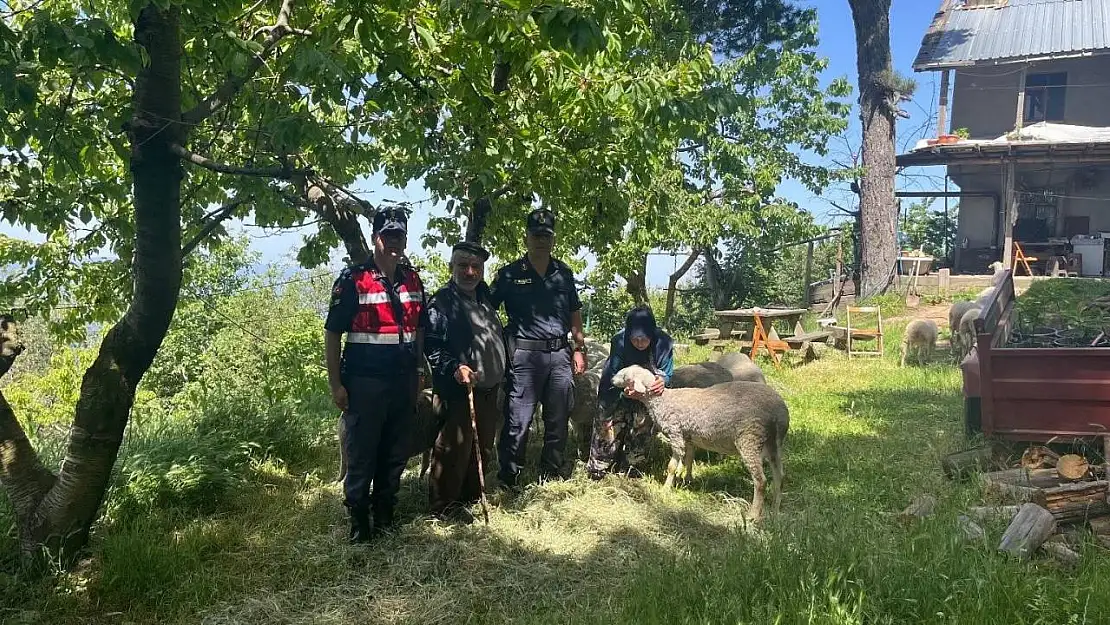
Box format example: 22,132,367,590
1024,72,1067,123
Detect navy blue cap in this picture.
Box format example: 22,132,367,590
526,209,555,235
372,208,408,235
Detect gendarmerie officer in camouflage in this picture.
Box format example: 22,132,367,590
489,208,587,488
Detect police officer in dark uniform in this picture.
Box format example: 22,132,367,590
489,208,587,488
324,207,428,543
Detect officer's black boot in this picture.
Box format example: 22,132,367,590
349,508,372,544
371,507,396,538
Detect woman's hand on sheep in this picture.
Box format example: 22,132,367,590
649,376,665,396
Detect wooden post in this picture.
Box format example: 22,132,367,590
1015,66,1027,132
1002,161,1016,270
803,240,814,308
938,70,950,136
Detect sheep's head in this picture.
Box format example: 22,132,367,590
989,261,1004,273
611,364,655,400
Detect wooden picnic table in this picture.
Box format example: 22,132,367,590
713,307,809,342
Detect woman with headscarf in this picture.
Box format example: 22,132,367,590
586,304,674,479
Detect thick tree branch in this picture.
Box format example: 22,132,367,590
311,175,372,213
0,316,57,525
181,0,310,125
182,195,254,257
171,143,311,179
300,179,372,264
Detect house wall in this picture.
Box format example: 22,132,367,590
951,56,1110,139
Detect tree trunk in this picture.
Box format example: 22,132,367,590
0,5,184,564
624,253,649,304
664,249,701,328
465,197,493,243
849,0,897,299
702,247,730,310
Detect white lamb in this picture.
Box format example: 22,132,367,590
900,319,938,367
989,261,1006,287
948,300,976,358
976,286,997,307
957,306,983,360
610,364,789,521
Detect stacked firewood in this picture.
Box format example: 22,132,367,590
935,441,1110,567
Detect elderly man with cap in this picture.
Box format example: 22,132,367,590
325,207,428,543
423,241,507,523
489,208,587,489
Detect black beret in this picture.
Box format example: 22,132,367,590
452,241,490,261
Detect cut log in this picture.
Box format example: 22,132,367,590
998,503,1056,559
957,514,986,542
942,446,996,480
966,505,1022,523
1042,542,1081,569
1041,480,1110,523
1057,454,1090,481
1021,445,1061,469
898,494,937,522
981,470,1050,506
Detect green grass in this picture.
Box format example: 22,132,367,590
5,324,1110,624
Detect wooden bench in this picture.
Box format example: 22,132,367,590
784,330,833,364
783,330,832,349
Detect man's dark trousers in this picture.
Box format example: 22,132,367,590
342,373,416,521
498,346,573,481
428,385,500,514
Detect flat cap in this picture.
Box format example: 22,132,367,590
452,241,490,261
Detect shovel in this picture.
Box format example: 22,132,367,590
905,257,922,308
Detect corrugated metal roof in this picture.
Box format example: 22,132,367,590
914,0,1110,71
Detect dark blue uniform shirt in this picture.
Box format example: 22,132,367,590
489,255,582,341
324,261,428,378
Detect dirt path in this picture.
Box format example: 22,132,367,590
889,302,951,329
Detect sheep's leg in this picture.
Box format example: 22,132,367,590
769,446,784,513
682,445,695,484
664,439,685,489
737,436,766,522
899,341,908,367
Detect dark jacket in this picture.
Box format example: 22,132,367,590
423,280,508,400
597,328,675,412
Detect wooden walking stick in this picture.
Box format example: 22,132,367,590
467,385,491,525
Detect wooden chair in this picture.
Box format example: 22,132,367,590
845,306,884,359
1012,242,1038,276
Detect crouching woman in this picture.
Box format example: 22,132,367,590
587,304,674,479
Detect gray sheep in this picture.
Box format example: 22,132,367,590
611,364,789,521
669,361,734,388
900,319,938,367
716,351,767,384
337,388,445,483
